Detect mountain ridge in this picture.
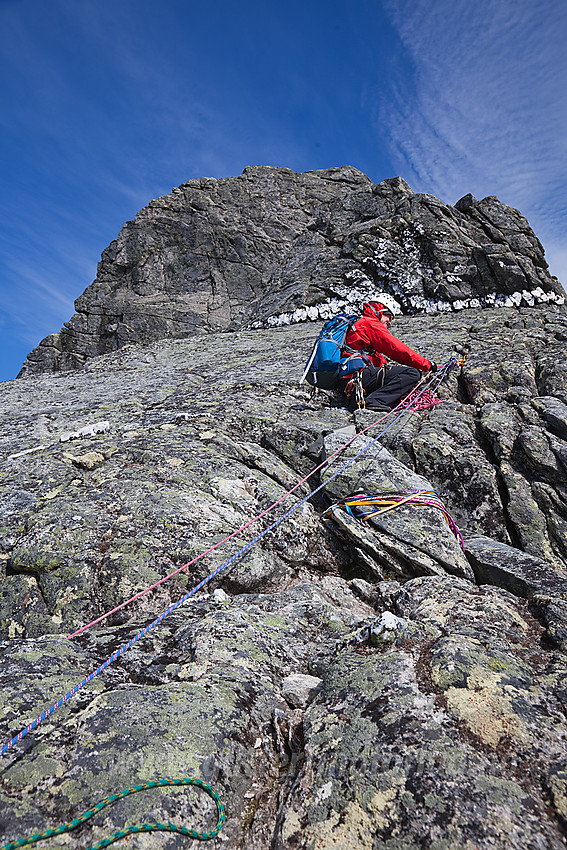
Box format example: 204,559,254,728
19,165,564,376
2,167,567,848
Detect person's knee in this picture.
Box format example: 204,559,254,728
395,366,420,393
395,366,419,381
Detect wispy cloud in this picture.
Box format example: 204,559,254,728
379,0,567,283
2,248,82,346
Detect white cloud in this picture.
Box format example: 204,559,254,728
380,0,567,285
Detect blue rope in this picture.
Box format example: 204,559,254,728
1,362,455,756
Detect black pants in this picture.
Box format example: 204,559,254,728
342,364,421,410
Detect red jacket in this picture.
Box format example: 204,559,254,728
343,304,431,371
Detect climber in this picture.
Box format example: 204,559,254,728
340,294,436,411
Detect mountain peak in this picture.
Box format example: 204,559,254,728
19,166,564,376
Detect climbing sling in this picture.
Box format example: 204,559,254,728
324,490,465,550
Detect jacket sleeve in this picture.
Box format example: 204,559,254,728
366,321,431,371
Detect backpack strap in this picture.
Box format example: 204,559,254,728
300,340,319,384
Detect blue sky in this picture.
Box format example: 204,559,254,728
1,0,566,382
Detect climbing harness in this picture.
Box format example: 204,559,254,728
0,778,225,849
324,489,465,551
2,360,458,757
348,363,444,414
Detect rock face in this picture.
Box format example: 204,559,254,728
1,167,567,848
19,166,564,376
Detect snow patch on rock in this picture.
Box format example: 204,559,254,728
260,231,563,328
263,286,563,328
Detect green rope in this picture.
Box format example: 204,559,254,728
1,777,225,850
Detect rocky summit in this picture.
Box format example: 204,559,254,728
19,165,564,376
1,167,567,849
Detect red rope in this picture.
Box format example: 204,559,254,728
68,371,442,640
67,401,407,639
399,386,445,412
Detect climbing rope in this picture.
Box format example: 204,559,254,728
0,778,225,850
67,365,444,639
67,397,397,639
401,358,466,411
399,386,445,412
324,489,465,551
1,361,458,756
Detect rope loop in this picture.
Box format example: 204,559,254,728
0,777,225,850
326,489,465,551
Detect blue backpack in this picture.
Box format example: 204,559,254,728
300,313,370,390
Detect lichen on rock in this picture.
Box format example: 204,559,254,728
1,167,567,848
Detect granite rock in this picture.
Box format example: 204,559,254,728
19,166,564,376
1,168,567,848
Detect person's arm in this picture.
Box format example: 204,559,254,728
367,321,432,371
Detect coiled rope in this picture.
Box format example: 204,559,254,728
0,777,225,849
1,363,455,757
399,386,445,412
